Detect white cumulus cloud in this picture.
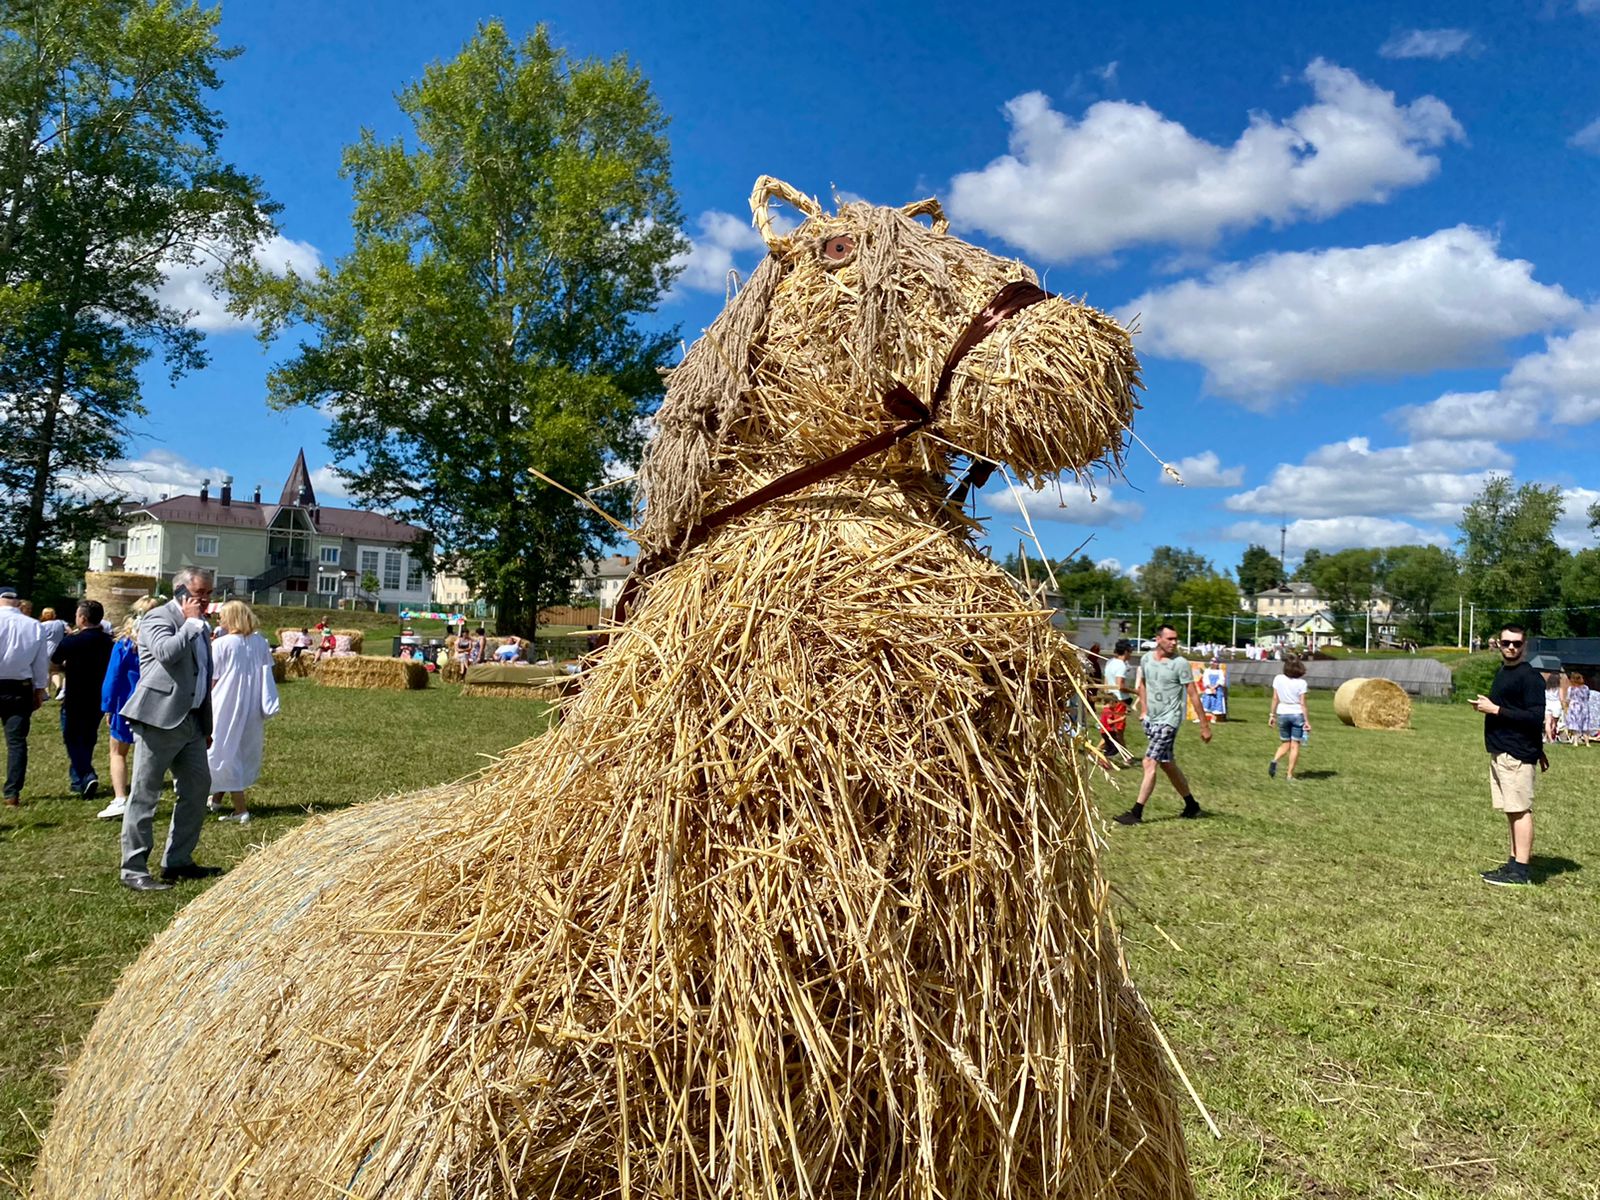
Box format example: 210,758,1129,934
1225,515,1451,555
984,476,1144,527
1556,486,1600,549
1161,450,1244,487
156,234,322,333
946,59,1462,262
669,210,771,296
1379,28,1477,59
1223,436,1511,522
1126,226,1578,402
1501,322,1600,425
1570,117,1600,154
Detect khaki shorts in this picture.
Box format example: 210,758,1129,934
1489,753,1535,813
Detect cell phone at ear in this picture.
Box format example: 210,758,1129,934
173,585,189,600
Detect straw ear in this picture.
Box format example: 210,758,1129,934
749,176,823,250
900,197,949,235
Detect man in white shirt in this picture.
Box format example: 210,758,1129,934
0,585,50,805
117,567,221,891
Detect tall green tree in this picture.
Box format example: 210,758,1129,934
1458,475,1565,630
1167,573,1244,643
1382,544,1459,644
0,0,275,597
1559,548,1600,637
1292,547,1324,580
1139,545,1211,611
1306,547,1382,639
1236,544,1284,595
243,22,684,635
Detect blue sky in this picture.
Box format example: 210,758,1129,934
122,0,1600,578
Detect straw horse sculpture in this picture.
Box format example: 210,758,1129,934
36,180,1194,1200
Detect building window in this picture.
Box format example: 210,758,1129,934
318,574,340,595
195,535,219,557
383,550,402,590
320,544,341,565
360,549,379,578
406,557,424,591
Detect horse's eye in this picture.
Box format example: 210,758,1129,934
820,235,855,262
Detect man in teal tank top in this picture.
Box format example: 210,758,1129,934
1114,623,1212,824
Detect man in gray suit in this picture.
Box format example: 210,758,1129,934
119,566,223,892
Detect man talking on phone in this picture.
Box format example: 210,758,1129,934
117,567,222,891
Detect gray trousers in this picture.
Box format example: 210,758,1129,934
120,712,211,881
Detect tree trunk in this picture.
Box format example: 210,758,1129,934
16,352,66,599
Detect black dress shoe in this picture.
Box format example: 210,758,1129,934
161,862,224,881
121,874,173,892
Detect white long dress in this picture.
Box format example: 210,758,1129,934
207,632,281,792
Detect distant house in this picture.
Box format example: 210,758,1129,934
1252,582,1325,621
109,450,432,606
573,554,637,611
85,501,141,571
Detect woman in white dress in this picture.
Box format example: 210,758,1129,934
206,601,280,824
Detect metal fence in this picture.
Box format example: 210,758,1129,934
1220,658,1454,697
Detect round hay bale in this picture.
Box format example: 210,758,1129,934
1333,676,1411,729
83,571,157,628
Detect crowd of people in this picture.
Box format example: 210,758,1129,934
0,568,280,891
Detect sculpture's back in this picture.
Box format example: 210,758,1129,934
35,181,1194,1200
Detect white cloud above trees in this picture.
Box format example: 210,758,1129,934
1126,227,1578,402
157,234,322,333
946,60,1461,262
985,476,1144,527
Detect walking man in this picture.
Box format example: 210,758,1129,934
1099,638,1136,763
53,600,114,800
0,585,49,806
1114,624,1212,825
1473,624,1545,887
118,568,221,892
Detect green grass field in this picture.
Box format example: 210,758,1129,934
1,679,1596,1197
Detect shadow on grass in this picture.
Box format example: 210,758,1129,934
1530,855,1581,883
1295,769,1340,780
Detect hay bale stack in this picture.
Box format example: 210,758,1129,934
83,571,157,627
333,627,365,654
460,673,572,701
270,657,287,684
37,182,1190,1200
1334,676,1412,729
314,654,427,691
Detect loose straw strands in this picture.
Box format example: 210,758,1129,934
38,498,1193,1199
39,187,1192,1200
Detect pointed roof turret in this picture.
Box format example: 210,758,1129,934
279,449,317,508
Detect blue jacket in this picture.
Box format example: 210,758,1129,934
101,638,140,718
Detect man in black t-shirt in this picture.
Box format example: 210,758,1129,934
1471,624,1546,887
53,600,114,801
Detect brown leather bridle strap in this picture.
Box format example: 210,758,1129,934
614,279,1052,619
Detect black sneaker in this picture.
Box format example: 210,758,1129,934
1180,798,1203,819
1481,864,1532,887
1480,858,1514,880
1267,760,1277,779
82,778,99,803
1112,808,1143,826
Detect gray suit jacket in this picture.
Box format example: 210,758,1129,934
120,599,214,735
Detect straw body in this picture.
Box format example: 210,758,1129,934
37,186,1192,1200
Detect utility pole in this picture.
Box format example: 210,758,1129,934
1186,606,1193,647
1458,596,1463,648
1231,612,1238,648
1136,609,1143,646
1469,603,1476,651
1364,605,1371,653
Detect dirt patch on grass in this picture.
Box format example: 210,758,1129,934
1401,1122,1499,1191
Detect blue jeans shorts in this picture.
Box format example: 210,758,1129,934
1277,713,1307,743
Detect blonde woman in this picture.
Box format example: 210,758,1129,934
205,601,280,824
96,596,161,820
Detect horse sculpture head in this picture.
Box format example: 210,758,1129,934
637,176,1142,553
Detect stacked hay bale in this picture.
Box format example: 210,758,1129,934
37,182,1192,1200
459,663,573,700
83,571,157,628
270,657,288,684
1334,676,1412,729
314,654,427,691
